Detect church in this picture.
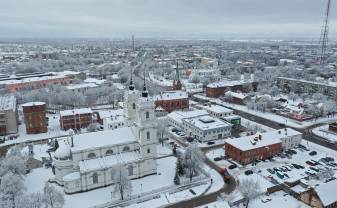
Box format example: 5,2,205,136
52,74,158,194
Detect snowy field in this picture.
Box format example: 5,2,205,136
312,125,337,143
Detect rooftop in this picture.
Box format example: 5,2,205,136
278,77,337,88
207,79,255,88
22,102,46,107
315,179,337,206
167,109,208,124
184,115,231,130
225,128,301,151
66,83,98,90
70,127,137,152
203,104,233,114
155,90,188,101
78,151,141,173
0,75,67,85
60,108,92,117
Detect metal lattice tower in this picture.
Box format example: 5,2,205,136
318,0,331,66
132,35,135,51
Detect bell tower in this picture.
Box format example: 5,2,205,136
172,61,182,91
124,67,139,126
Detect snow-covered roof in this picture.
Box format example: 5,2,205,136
84,78,106,85
54,142,71,159
203,105,233,114
278,77,337,88
167,110,208,124
315,179,337,206
0,75,67,85
22,102,46,107
155,90,188,101
63,172,80,182
225,91,247,99
78,151,141,173
225,128,301,151
97,109,124,119
183,115,231,131
0,96,16,112
60,108,92,117
66,83,98,90
71,127,137,152
207,79,254,88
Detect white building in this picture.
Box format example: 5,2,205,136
95,109,126,130
182,115,232,141
167,109,208,131
202,104,233,118
277,128,302,150
0,96,18,136
53,79,158,194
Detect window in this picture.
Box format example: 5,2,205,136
132,103,136,109
147,148,151,154
128,165,133,176
88,153,96,159
145,112,149,119
106,149,113,155
92,173,98,184
146,131,150,140
122,146,130,152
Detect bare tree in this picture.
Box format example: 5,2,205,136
157,119,168,146
183,142,205,182
42,183,65,208
112,164,132,200
238,179,261,208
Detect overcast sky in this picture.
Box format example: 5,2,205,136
0,0,336,39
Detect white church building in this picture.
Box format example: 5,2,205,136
52,77,158,194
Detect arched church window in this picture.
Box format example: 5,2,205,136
122,146,130,152
146,131,150,140
128,165,133,176
92,172,98,184
147,148,151,154
88,152,96,159
145,111,150,119
132,103,136,109
106,149,113,156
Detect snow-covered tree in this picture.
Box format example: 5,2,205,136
112,164,132,200
238,179,261,208
176,157,185,176
42,183,65,208
173,172,180,185
157,119,167,146
322,100,336,115
0,173,26,208
183,143,205,182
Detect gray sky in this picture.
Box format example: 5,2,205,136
0,0,336,38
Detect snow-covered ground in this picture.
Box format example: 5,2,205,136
312,125,337,143
1,114,68,147
206,97,337,129
148,72,172,87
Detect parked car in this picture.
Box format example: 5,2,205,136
228,164,237,169
207,141,215,145
214,157,222,161
267,168,275,174
310,167,320,172
306,161,315,166
309,151,317,156
244,170,253,175
276,171,284,179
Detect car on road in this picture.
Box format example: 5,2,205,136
214,157,222,161
228,164,237,169
207,141,215,145
244,170,253,175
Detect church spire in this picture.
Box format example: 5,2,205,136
175,61,180,81
172,60,182,91
141,66,148,97
129,67,135,91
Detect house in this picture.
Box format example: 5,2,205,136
59,108,93,130
0,96,18,136
22,102,48,134
154,91,189,113
202,104,233,118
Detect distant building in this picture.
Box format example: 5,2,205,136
94,109,126,130
202,104,233,118
0,96,18,136
1,75,72,93
277,77,337,97
22,102,48,134
60,108,93,130
167,109,208,131
206,78,258,98
155,91,189,113
66,83,98,93
224,128,302,165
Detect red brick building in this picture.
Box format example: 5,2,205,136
60,108,93,130
206,79,258,98
155,91,189,113
22,102,48,134
224,133,282,165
